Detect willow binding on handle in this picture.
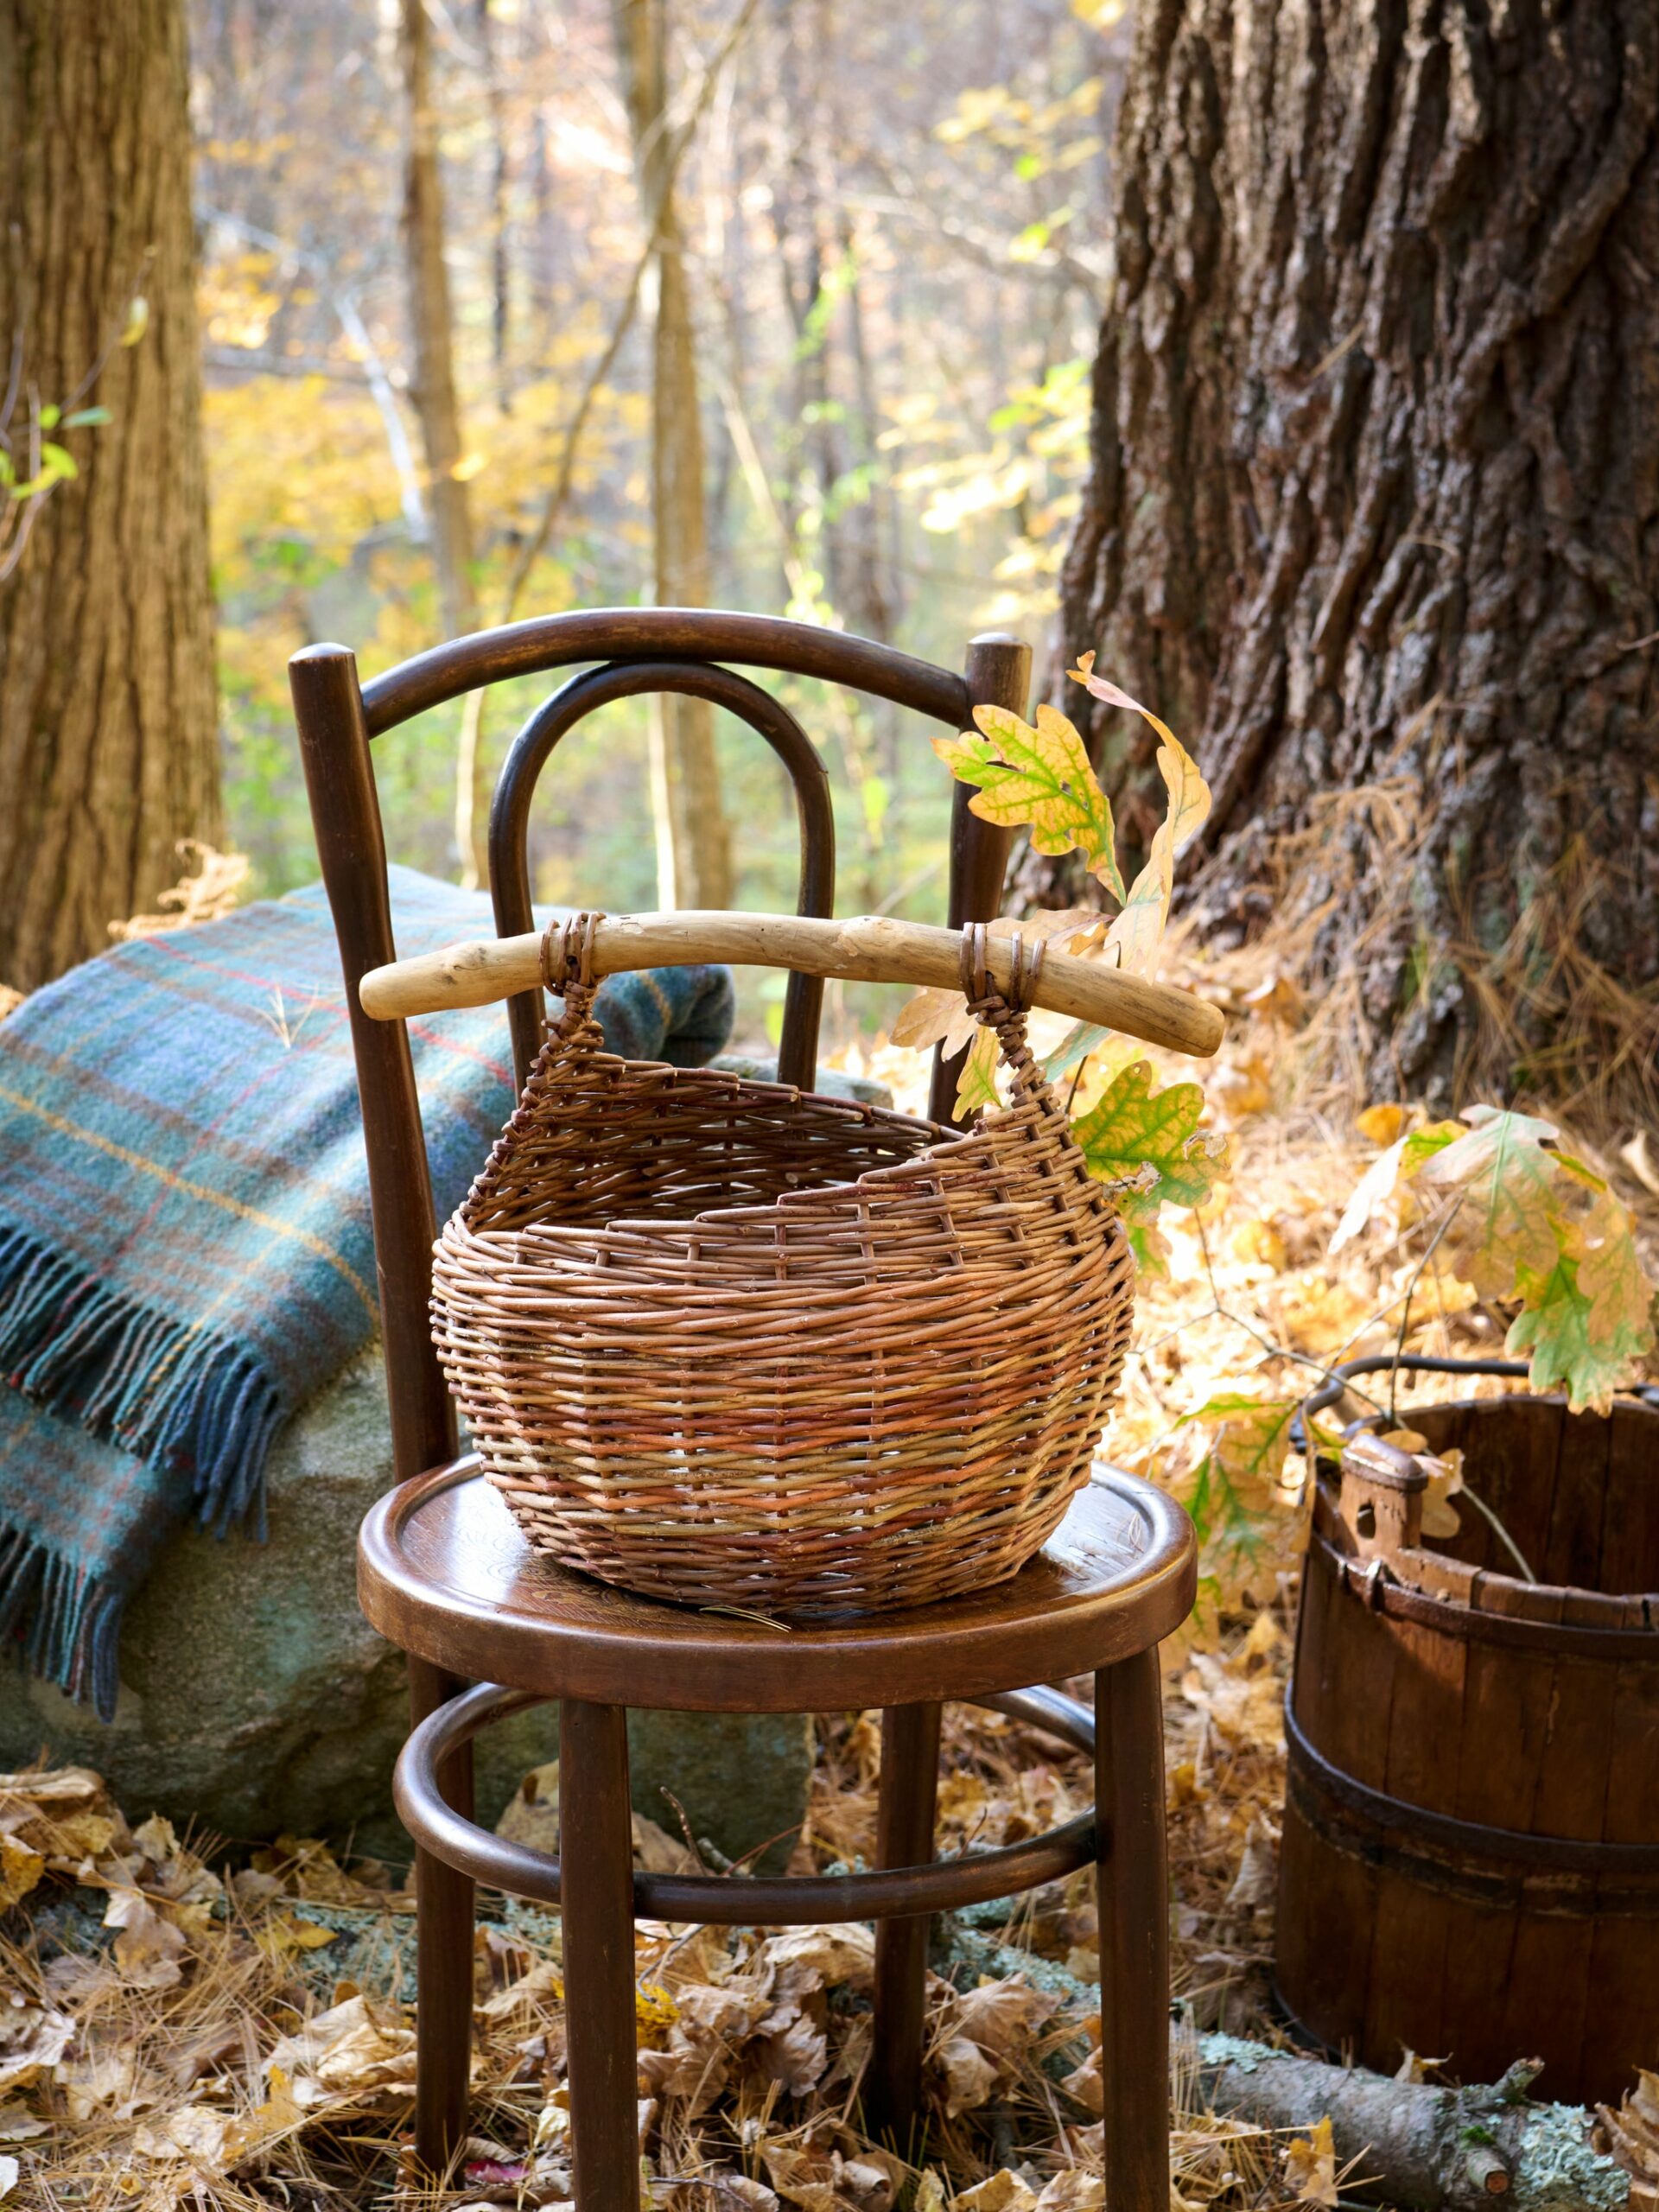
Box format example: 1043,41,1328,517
431,913,1137,1617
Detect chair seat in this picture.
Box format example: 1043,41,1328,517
359,1456,1195,1711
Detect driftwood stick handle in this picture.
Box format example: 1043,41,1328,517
358,909,1226,1059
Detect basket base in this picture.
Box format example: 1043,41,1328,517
486,1463,1087,1624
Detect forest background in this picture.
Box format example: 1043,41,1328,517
194,0,1127,1056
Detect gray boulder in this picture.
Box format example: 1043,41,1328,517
0,1350,814,1868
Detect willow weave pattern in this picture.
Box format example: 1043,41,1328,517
432,921,1136,1618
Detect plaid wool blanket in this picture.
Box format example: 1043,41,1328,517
0,866,734,1718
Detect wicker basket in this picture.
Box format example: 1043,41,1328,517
430,917,1135,1618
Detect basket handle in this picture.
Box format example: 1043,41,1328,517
357,906,1225,1060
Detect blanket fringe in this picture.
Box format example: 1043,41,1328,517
0,1522,124,1722
0,1225,279,1536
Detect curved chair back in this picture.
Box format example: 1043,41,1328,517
290,609,1030,1490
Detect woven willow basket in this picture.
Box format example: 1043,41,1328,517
431,922,1135,1618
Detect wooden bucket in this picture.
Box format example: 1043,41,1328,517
1276,1390,1659,2103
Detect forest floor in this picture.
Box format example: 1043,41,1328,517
5,914,1658,2212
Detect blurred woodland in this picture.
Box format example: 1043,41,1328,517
193,0,1127,1053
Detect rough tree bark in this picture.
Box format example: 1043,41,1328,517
612,0,733,912
1054,0,1659,1108
0,0,219,992
398,0,485,881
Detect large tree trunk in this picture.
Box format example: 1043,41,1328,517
612,0,733,912
1056,0,1659,1109
0,0,219,993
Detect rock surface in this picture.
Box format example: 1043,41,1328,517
0,1350,815,1867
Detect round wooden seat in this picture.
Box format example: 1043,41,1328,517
359,1455,1195,1713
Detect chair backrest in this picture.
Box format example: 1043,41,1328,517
290,609,1030,1489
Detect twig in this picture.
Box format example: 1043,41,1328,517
1386,1192,1466,1423
1462,1484,1537,1583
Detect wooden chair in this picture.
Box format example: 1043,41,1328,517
289,613,1197,2212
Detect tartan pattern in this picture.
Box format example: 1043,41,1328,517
0,868,734,1717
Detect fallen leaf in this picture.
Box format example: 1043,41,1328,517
102,1886,188,1989
1033,2173,1103,2212
264,1994,416,2108
0,1840,42,1911
1357,1103,1408,1146
757,2011,827,2095
1222,1815,1279,1912
0,1999,74,2093
952,1974,1060,2058
1061,2046,1102,2115
952,2172,1039,2212
760,1923,876,1993
134,2104,241,2165
1283,2115,1338,2205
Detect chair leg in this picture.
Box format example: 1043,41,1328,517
410,1655,476,2179
867,1700,942,2152
562,1699,640,2212
1095,1650,1169,2212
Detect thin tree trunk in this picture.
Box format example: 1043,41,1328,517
477,0,512,417
398,0,484,881
0,0,219,992
611,0,732,912
1055,0,1659,1112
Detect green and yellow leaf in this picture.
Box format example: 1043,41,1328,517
1071,1058,1229,1219
1338,1105,1658,1414
933,702,1126,899
1179,1393,1299,1505
1410,1109,1564,1302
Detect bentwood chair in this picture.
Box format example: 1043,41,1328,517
289,613,1197,2212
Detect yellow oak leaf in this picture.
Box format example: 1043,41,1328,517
1283,2114,1339,2205
954,1026,1001,1116
1069,653,1211,858
933,702,1125,899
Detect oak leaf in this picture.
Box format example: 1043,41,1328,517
934,703,1124,899
1337,1107,1656,1412
1071,1061,1228,1270
1283,2114,1339,2205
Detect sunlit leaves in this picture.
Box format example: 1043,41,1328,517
1071,1058,1228,1271
902,658,1223,1250
1071,1059,1228,1211
1334,1106,1657,1414
932,702,1125,899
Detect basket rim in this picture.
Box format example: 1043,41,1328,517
451,1044,1101,1248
